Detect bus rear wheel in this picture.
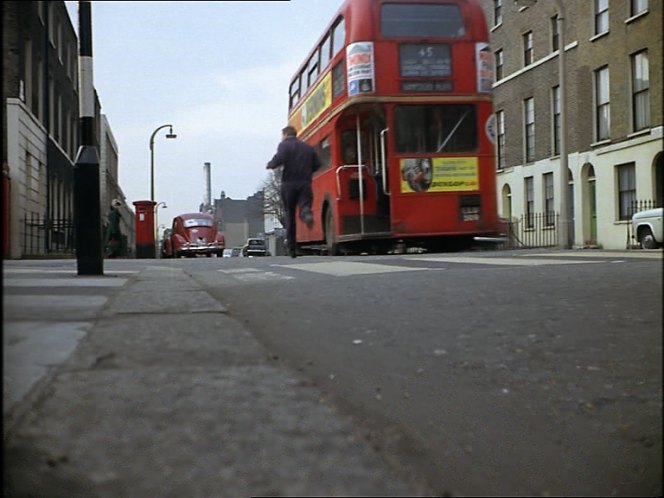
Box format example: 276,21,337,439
325,208,339,256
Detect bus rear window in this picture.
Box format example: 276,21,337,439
394,105,477,153
381,4,466,38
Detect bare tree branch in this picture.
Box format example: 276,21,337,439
260,169,286,228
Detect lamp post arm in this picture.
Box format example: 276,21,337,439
149,124,174,202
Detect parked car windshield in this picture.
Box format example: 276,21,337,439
183,218,213,228
249,239,265,246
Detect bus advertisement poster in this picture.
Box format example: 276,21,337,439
347,42,375,96
400,157,479,193
476,42,493,93
300,73,332,130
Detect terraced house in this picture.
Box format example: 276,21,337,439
2,1,133,259
479,0,662,249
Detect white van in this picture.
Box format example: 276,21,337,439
632,207,663,249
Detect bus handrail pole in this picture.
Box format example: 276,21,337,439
356,115,365,234
380,128,390,195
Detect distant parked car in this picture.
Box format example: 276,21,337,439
160,228,173,258
632,207,663,249
231,247,243,257
242,238,268,257
167,212,225,257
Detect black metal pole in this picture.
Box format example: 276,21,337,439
73,0,103,275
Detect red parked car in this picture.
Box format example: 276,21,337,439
166,212,225,258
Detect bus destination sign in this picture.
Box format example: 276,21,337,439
399,44,451,78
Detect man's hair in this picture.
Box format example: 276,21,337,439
282,126,297,137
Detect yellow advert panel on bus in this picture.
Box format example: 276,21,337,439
400,157,479,193
290,73,332,132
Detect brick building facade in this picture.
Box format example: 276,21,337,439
2,1,133,258
479,0,662,249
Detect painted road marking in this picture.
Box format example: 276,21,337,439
278,261,430,277
218,268,294,281
404,256,602,266
525,251,662,259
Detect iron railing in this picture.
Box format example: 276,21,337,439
22,213,75,256
503,212,559,249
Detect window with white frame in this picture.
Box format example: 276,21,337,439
544,172,554,226
595,66,610,141
495,49,503,80
552,86,560,156
617,163,636,220
631,50,649,131
496,110,505,169
523,31,533,66
525,177,534,228
524,97,535,162
493,0,502,26
594,0,609,35
631,0,648,16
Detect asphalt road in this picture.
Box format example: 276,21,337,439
186,249,663,497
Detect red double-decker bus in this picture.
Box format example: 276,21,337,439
286,0,499,255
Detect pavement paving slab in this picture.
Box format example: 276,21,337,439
3,263,420,497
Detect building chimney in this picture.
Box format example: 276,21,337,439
204,162,211,211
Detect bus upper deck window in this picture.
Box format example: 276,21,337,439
381,4,465,38
332,17,346,55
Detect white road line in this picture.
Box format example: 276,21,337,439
278,261,430,277
524,251,662,259
404,256,602,266
218,268,263,274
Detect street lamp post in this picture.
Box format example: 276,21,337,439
149,124,177,203
515,0,568,248
154,201,167,245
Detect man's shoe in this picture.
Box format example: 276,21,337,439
302,209,314,229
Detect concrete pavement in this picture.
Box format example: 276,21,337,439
3,260,420,497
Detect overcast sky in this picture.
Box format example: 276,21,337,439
64,0,342,227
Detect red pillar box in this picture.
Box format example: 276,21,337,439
133,200,156,258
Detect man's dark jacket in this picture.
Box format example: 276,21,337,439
267,136,321,183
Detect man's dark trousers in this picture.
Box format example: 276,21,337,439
281,180,313,256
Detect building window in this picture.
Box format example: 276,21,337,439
595,66,610,140
631,0,648,16
617,163,636,220
493,0,502,26
523,31,533,66
595,0,609,35
494,49,503,80
544,172,555,226
525,177,534,228
496,110,505,170
551,15,559,52
631,50,649,131
552,86,560,155
524,97,535,162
